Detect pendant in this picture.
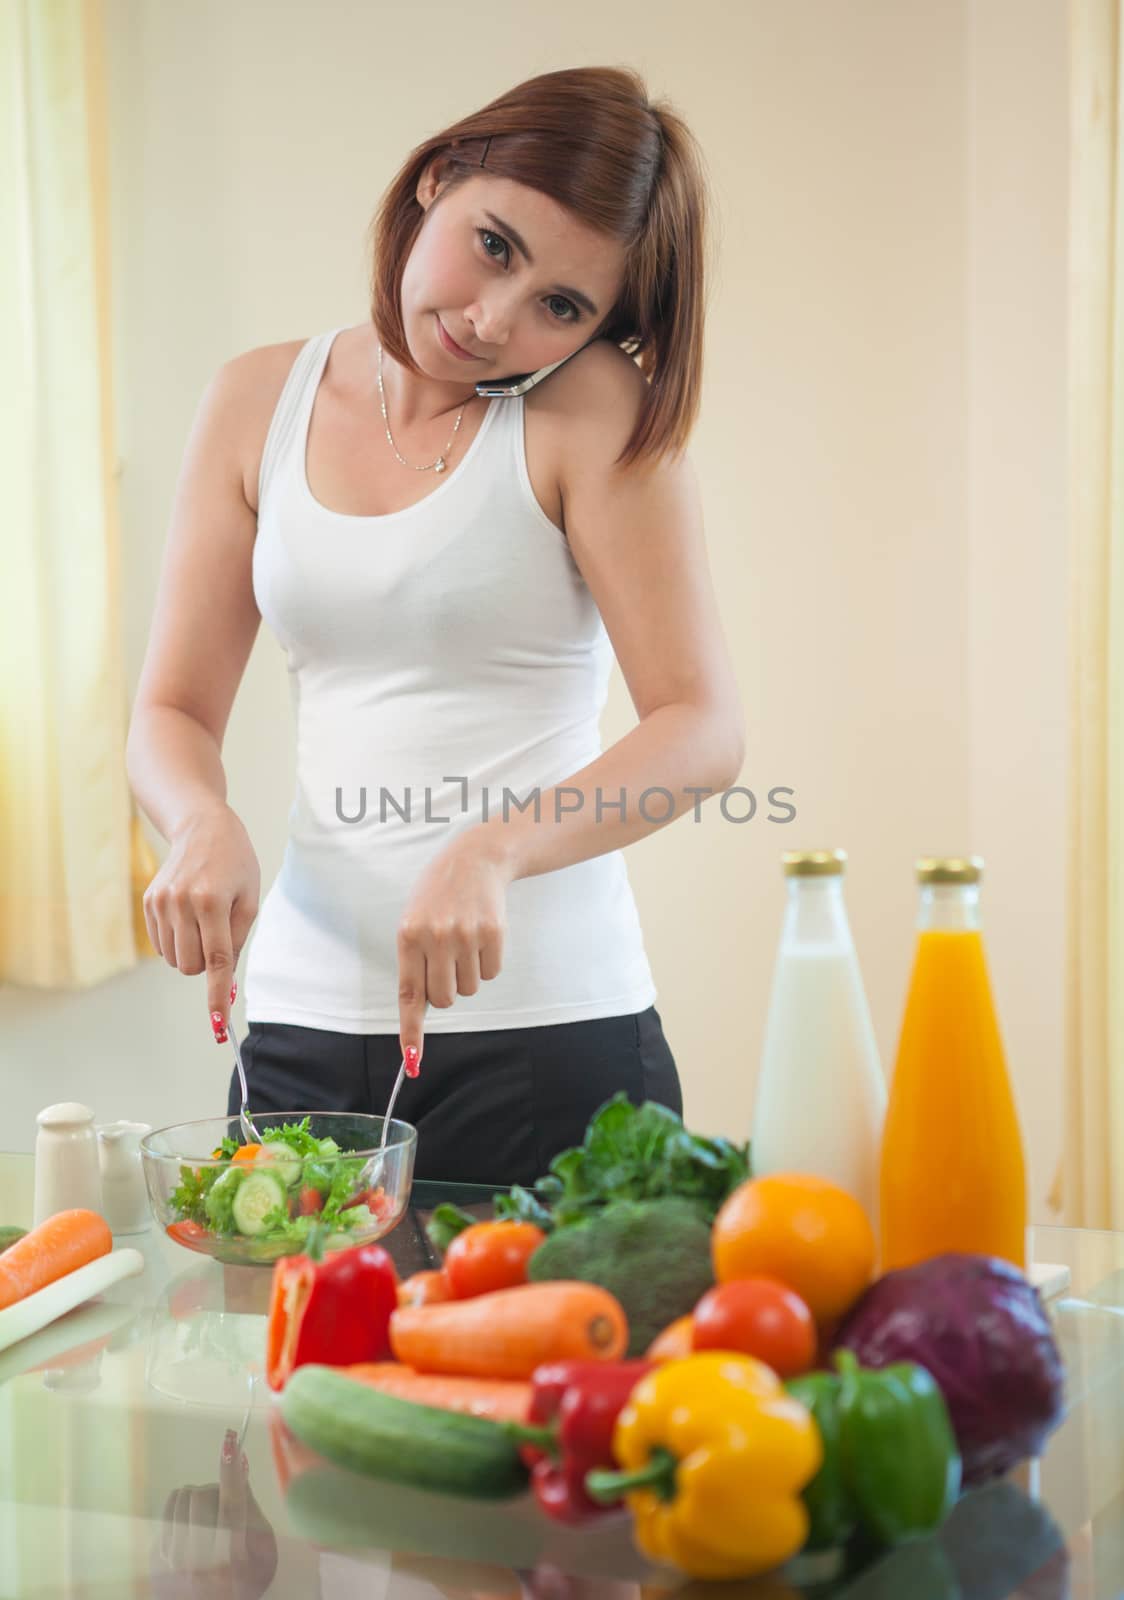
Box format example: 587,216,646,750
434,457,446,473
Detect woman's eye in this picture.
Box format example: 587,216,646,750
476,230,579,323
479,228,508,263
546,295,578,322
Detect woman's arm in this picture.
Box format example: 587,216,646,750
477,341,745,879
395,344,744,1056
127,350,284,1035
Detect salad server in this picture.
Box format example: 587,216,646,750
227,981,263,1146
343,1044,420,1206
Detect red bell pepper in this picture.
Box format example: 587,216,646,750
266,1240,399,1392
506,1358,657,1523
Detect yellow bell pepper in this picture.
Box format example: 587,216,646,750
584,1352,822,1581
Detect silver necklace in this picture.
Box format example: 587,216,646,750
376,340,468,474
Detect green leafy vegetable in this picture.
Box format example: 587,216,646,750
204,1166,244,1231
427,1094,751,1249
426,1203,480,1251
170,1162,228,1224
262,1117,322,1159
503,1094,749,1228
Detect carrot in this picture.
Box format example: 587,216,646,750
0,1209,112,1312
231,1144,263,1165
389,1280,629,1380
345,1363,533,1422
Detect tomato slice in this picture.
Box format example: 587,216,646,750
166,1220,211,1251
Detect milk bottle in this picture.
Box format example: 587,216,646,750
751,850,886,1229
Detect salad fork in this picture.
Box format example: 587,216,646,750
342,1042,421,1207
227,980,263,1146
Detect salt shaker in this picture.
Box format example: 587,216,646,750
33,1103,104,1226
96,1120,153,1235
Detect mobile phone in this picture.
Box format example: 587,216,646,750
474,337,601,398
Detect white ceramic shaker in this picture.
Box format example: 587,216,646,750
96,1120,153,1234
33,1102,104,1226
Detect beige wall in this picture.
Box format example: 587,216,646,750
0,1,1069,1221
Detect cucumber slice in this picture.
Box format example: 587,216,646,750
337,1204,373,1230
260,1143,302,1188
231,1169,288,1236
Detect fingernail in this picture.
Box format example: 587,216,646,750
222,1429,236,1464
229,981,238,1006
404,1046,420,1078
211,1012,228,1044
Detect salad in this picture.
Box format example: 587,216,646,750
167,1117,393,1256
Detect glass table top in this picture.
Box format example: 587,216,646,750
0,1150,1122,1598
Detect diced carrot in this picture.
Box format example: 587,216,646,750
389,1281,629,1380
232,1144,263,1165
345,1363,533,1422
0,1209,112,1311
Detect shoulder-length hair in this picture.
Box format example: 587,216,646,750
369,66,712,470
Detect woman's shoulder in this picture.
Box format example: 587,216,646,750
547,337,648,411
532,338,652,493
213,335,315,512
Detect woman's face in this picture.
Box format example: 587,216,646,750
401,167,629,383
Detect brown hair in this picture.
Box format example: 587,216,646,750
369,67,712,469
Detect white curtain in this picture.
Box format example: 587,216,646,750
0,0,155,987
1063,0,1124,1227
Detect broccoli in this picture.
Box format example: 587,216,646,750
527,1196,716,1356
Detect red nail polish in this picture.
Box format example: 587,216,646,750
404,1046,421,1078
211,1012,228,1044
229,981,238,1006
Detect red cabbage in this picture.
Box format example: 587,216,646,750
832,1252,1066,1485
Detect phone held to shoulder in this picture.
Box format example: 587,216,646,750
474,336,600,399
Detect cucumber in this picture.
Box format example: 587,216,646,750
231,1169,287,1235
260,1143,302,1188
281,1366,527,1499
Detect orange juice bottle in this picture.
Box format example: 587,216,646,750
880,856,1027,1271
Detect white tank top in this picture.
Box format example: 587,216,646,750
243,328,658,1034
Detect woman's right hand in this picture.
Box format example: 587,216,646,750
143,803,261,1042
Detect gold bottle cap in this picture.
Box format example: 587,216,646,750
782,849,847,877
916,856,984,885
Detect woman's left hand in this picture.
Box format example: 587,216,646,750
396,826,514,1062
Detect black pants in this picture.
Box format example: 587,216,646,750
227,1006,682,1187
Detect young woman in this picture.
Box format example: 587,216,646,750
127,66,744,1184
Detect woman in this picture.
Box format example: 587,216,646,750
127,66,744,1185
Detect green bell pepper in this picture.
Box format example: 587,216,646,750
834,1348,961,1546
786,1351,961,1553
785,1369,858,1551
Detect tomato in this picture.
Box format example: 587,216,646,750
165,1220,210,1251
298,1187,324,1215
442,1221,547,1299
398,1269,454,1308
692,1276,817,1377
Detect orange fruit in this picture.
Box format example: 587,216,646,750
711,1173,875,1324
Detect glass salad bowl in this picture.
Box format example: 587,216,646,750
141,1112,417,1266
